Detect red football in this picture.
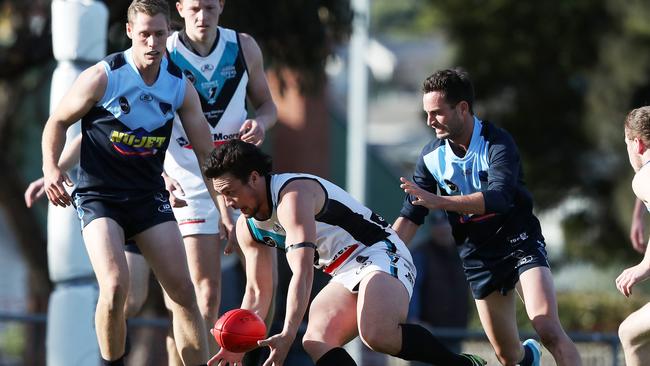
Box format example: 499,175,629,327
212,309,267,353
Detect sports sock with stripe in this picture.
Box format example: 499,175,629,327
395,323,476,366
101,356,124,366
519,342,534,366
315,347,357,366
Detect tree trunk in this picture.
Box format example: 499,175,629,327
267,68,331,178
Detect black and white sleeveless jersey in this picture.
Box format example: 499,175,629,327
400,117,543,254
246,173,409,271
76,49,186,195
164,27,249,200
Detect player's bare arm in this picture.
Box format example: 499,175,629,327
257,180,321,366
400,176,486,214
630,199,647,253
392,216,420,245
208,214,275,366
42,64,106,207
239,33,277,146
237,214,276,317
26,134,82,207
616,158,650,297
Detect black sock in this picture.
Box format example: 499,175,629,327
315,347,357,366
101,356,124,366
124,321,131,358
520,343,534,366
395,323,473,366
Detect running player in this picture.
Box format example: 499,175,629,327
25,135,151,323
41,1,212,364
203,140,486,366
393,68,582,366
616,106,650,366
163,0,277,362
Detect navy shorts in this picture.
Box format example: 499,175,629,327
462,234,549,299
73,190,176,241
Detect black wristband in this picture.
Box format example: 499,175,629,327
285,241,317,252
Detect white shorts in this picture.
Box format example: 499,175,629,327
172,194,239,237
329,240,417,298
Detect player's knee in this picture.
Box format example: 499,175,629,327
124,292,146,318
166,279,197,308
196,278,220,319
98,280,128,311
530,315,563,348
619,316,646,348
358,325,397,354
302,334,337,361
301,336,319,359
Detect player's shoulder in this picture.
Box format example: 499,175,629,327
419,138,444,158
632,166,650,202
237,32,263,60
101,51,127,71
479,119,517,146
77,62,108,94
165,55,183,79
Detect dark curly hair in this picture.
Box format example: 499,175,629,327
422,68,474,114
203,140,273,182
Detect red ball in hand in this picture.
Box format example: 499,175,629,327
212,309,267,353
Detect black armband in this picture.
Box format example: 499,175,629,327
285,241,317,253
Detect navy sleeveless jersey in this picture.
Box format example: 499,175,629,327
400,117,543,256
76,48,186,195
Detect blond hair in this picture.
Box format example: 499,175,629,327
127,0,170,25
625,107,650,145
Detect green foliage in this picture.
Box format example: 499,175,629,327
102,0,353,92
405,0,650,266
468,291,645,333
420,0,612,209
219,0,352,92
371,0,438,38
0,324,25,358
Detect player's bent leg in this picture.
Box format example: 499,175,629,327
475,290,523,365
135,221,208,365
184,234,221,356
356,271,409,354
358,271,484,366
303,282,359,363
619,303,650,366
124,250,150,318
82,218,130,361
519,267,582,366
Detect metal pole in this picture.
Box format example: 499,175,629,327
344,0,369,363
346,0,370,204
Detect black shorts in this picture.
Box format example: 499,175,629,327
73,190,176,240
462,234,549,299
124,240,142,255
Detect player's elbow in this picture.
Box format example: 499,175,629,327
482,190,514,214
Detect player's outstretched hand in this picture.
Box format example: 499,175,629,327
616,261,650,297
400,177,440,210
239,119,265,146
25,177,46,208
43,167,73,207
258,332,294,366
207,328,245,366
162,173,187,207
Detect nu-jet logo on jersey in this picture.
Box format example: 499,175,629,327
110,128,167,156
